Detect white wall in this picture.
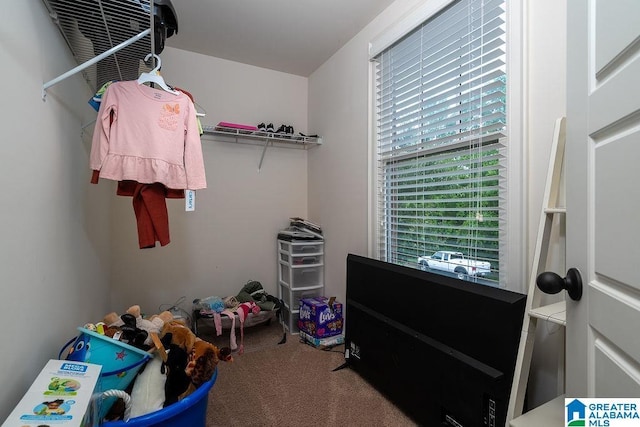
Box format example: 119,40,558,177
525,0,568,409
308,0,567,412
0,2,111,419
105,47,311,314
308,0,424,303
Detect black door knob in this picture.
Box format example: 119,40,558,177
536,268,583,301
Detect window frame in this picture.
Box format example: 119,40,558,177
367,0,527,292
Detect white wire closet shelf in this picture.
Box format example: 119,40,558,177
202,125,322,146
201,124,323,171
41,0,177,97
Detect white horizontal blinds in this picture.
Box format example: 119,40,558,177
380,140,504,267
377,0,505,156
375,0,506,284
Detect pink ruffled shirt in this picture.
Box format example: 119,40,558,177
90,80,206,190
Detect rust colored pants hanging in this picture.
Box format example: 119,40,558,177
132,183,169,248
117,181,184,249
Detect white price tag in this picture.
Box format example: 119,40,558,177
185,190,195,211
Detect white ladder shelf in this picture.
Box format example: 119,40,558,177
507,117,567,424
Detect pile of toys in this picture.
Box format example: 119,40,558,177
63,305,232,421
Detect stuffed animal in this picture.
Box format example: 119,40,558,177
182,340,218,399
128,321,228,415
161,342,191,407
103,312,148,349
102,305,174,350
128,356,166,418
129,305,174,347
160,319,196,354
159,320,232,405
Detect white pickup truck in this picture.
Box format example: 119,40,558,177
417,251,491,279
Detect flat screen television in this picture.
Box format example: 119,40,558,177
344,254,526,427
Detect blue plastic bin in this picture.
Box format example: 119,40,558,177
102,368,218,427
60,327,152,419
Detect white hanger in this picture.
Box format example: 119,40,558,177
137,53,179,95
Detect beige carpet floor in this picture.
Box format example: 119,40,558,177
197,320,417,427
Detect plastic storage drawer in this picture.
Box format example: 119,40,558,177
279,263,323,288
279,283,323,310
279,252,324,265
279,241,324,254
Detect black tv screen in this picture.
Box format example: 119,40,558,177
344,254,526,427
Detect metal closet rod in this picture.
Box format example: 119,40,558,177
42,28,151,100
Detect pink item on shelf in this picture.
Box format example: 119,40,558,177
216,121,258,131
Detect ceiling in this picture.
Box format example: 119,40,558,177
165,0,395,77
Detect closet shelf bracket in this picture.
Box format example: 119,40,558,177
42,28,151,101
258,141,270,171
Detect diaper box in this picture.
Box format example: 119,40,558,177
299,330,344,349
298,296,343,338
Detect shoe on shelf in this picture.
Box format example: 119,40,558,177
257,122,266,131
266,123,275,133
275,124,287,134
287,125,294,135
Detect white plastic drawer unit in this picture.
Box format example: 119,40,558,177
279,263,324,288
279,252,324,266
279,283,323,310
277,238,324,333
278,240,324,255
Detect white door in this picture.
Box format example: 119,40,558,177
566,0,640,397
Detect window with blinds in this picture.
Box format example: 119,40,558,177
373,0,506,285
